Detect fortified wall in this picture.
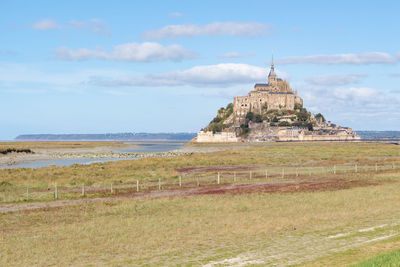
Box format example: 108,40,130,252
196,131,239,143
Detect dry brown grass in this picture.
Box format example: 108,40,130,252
2,170,400,266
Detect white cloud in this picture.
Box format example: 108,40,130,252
169,12,183,18
91,63,273,87
217,52,243,59
332,87,378,100
31,18,110,34
141,22,272,39
299,84,400,126
31,19,61,30
305,74,366,86
55,47,107,60
55,42,196,62
69,19,110,34
278,52,399,65
0,61,135,93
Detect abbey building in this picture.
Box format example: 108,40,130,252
233,60,302,126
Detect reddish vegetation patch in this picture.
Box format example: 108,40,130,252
176,165,263,174
0,178,382,214
188,178,379,196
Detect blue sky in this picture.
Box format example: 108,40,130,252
1,0,400,139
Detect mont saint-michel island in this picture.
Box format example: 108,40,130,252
196,60,360,142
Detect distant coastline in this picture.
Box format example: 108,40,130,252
13,131,400,142
15,132,197,141
356,131,400,141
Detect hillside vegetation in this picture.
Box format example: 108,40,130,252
204,103,234,133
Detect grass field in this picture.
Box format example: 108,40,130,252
1,142,400,265
1,142,399,187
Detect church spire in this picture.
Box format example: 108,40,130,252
271,53,274,69
268,53,276,77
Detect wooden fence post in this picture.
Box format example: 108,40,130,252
250,171,252,180
296,168,298,177
179,176,182,187
234,171,236,182
265,170,268,179
82,184,85,197
282,169,285,179
217,172,220,184
197,177,200,187
158,178,161,190
26,186,29,201
375,163,378,172
110,183,113,194
136,180,139,192
355,164,358,173
334,165,336,174
55,184,58,199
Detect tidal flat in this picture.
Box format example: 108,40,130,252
0,141,189,168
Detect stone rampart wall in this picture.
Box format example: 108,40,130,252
196,131,239,143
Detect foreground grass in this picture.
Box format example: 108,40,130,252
302,236,400,267
2,170,400,266
353,249,400,266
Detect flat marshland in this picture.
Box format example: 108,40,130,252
0,141,129,167
1,142,400,265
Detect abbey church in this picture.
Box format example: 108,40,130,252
233,59,303,126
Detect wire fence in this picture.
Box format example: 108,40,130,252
1,162,399,203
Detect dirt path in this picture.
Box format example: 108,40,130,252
0,178,377,214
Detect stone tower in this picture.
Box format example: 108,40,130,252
268,56,277,87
